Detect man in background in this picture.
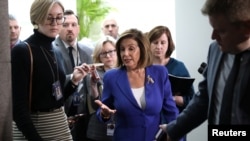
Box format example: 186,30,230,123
9,14,21,48
101,15,119,40
53,9,93,141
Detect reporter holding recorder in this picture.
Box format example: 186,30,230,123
95,28,178,141
162,0,250,140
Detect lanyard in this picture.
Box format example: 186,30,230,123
40,46,59,82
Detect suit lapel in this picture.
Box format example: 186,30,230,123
144,67,155,110
207,42,223,122
77,44,86,65
116,69,140,108
115,67,154,110
208,43,223,95
54,38,74,73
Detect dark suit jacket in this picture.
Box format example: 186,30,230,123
53,37,95,140
96,65,179,141
53,37,93,115
167,41,248,140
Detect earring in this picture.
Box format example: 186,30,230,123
33,24,38,29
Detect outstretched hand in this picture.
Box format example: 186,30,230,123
95,100,116,118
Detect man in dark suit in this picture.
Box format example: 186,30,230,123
53,9,94,141
164,0,250,140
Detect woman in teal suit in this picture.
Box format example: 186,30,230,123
95,28,179,141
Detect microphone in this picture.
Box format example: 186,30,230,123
154,128,166,141
198,62,207,74
97,81,103,95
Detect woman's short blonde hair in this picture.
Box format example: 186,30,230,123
92,35,117,63
30,0,64,25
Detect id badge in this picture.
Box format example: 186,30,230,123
52,81,63,101
73,92,81,106
107,123,115,136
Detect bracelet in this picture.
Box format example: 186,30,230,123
101,112,110,119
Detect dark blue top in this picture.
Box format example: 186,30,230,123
165,58,195,112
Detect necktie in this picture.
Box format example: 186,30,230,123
68,47,78,117
68,47,75,68
219,53,242,124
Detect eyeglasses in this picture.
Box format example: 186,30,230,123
46,17,65,25
99,50,116,58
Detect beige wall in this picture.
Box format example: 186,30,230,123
175,0,211,141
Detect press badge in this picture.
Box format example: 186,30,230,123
73,92,81,106
52,81,63,101
107,123,115,136
107,115,115,136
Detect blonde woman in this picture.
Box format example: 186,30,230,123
87,35,117,141
11,0,89,140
